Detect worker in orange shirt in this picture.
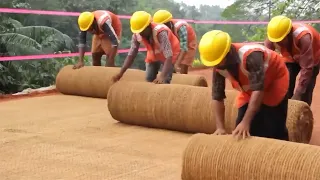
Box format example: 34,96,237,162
73,10,122,69
264,15,320,106
112,11,180,84
153,10,197,74
199,30,289,141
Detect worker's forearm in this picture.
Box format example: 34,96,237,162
176,51,187,65
213,100,226,129
78,47,85,62
242,91,264,124
160,57,173,78
120,51,137,75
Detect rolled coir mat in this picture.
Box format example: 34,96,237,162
55,65,208,98
181,134,320,180
108,81,313,143
285,100,314,143
108,81,239,133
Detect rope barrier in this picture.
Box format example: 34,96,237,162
0,7,317,61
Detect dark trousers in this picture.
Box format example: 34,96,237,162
236,96,289,141
286,63,319,106
145,61,174,84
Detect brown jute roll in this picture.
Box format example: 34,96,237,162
108,81,238,134
108,82,313,143
55,65,145,98
286,100,314,143
181,134,320,180
55,65,208,98
171,73,208,87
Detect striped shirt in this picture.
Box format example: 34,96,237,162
128,31,173,58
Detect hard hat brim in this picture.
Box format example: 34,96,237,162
131,15,152,33
267,33,287,43
200,56,224,67
79,15,94,31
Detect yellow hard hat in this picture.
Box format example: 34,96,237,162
153,10,173,24
78,12,95,31
130,11,152,33
267,15,292,42
198,30,231,67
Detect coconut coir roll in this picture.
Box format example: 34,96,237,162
108,82,313,143
181,134,320,180
55,65,208,98
108,81,241,134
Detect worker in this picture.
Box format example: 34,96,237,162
73,10,122,69
199,30,289,141
112,11,180,84
153,9,197,74
264,15,320,106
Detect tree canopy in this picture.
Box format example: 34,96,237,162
0,0,319,94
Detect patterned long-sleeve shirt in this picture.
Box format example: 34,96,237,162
128,31,173,58
78,21,119,48
212,52,265,101
177,25,188,51
264,35,314,94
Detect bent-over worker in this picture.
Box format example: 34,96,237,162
113,11,180,84
199,30,289,141
153,9,197,74
265,15,320,106
74,10,122,69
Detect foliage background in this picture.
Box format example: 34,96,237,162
0,0,319,94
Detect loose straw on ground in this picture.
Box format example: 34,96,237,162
181,134,320,180
108,81,313,143
55,65,208,98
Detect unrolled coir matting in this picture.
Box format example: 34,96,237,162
0,95,191,179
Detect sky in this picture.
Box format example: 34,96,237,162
173,0,235,8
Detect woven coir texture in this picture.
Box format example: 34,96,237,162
171,73,208,87
55,65,145,98
108,81,237,134
286,100,314,143
0,95,190,179
181,134,320,180
55,65,208,98
108,82,313,143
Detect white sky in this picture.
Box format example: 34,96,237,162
174,0,235,8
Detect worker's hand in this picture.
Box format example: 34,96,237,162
153,76,165,84
291,93,302,101
73,62,84,69
174,63,181,73
232,121,251,140
213,128,227,135
112,73,123,82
